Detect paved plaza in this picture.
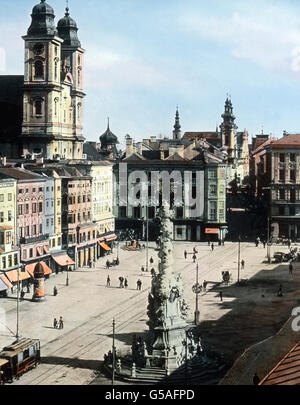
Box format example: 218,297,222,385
0,240,299,385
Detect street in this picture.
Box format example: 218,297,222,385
0,240,296,385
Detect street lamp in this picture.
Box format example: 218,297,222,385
192,263,201,325
66,259,69,286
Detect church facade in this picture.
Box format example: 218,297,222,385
0,0,85,160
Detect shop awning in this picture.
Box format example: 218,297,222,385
0,279,8,292
0,274,12,289
51,254,75,267
105,234,117,242
205,228,219,234
26,262,52,277
99,242,111,251
5,269,30,283
37,247,43,256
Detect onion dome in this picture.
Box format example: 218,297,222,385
57,7,81,47
34,262,45,278
27,0,57,36
100,119,119,149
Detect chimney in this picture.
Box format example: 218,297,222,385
126,135,134,157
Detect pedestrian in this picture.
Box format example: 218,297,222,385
59,316,64,330
150,257,154,265
253,372,260,385
106,260,110,269
208,240,211,246
125,278,128,288
106,275,111,287
184,250,187,259
53,318,58,329
219,291,223,301
288,239,291,249
119,276,124,288
20,290,25,300
277,284,283,297
241,259,245,270
203,280,207,292
151,268,156,277
192,254,196,263
141,266,145,272
289,262,293,275
193,246,198,254
137,279,142,291
53,286,58,296
263,240,266,249
211,243,214,251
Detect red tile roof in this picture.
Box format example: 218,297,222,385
271,134,300,148
260,341,300,385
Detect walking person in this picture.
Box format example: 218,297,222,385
59,316,64,330
184,250,187,259
106,275,111,287
20,290,25,300
277,284,283,297
263,240,266,249
203,280,207,292
53,286,58,296
119,276,124,288
137,279,142,291
289,262,293,275
125,278,128,289
211,243,214,252
106,260,110,270
53,318,58,329
192,254,197,263
241,259,245,270
219,291,223,302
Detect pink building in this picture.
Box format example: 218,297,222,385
0,168,50,268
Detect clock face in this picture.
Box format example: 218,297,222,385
33,43,44,55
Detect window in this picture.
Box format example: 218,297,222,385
35,99,42,115
176,207,183,218
2,257,6,269
290,153,296,162
26,226,29,237
0,213,3,223
209,201,217,220
279,170,285,182
51,218,54,226
46,219,49,227
0,195,3,202
39,187,43,192
8,211,12,221
46,187,49,192
290,207,296,216
8,193,12,201
279,153,285,163
34,60,44,78
210,185,217,196
32,203,37,213
279,189,285,200
0,233,3,244
25,204,29,214
29,248,33,258
33,188,36,192
78,196,81,204
14,254,18,265
23,250,27,260
26,188,29,193
279,206,285,216
39,224,42,233
177,228,183,236
8,256,12,267
290,170,296,182
133,207,141,218
18,205,22,215
119,207,127,217
290,189,296,202
58,237,61,246
5,232,11,244
55,62,58,81
39,202,43,212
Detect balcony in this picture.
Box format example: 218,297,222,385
20,234,49,245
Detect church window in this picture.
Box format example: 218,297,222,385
77,104,81,120
55,61,58,81
34,60,44,78
35,100,42,116
77,69,80,87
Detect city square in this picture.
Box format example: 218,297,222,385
1,0,300,389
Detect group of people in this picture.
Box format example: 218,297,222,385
53,316,64,330
106,275,143,291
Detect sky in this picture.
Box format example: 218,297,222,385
1,0,300,149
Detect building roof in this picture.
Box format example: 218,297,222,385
260,341,300,385
0,167,45,181
270,134,300,148
27,0,57,37
57,6,81,47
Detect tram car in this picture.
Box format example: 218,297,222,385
0,338,40,384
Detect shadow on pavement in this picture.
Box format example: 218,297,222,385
41,355,100,371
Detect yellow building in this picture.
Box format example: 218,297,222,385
0,176,19,273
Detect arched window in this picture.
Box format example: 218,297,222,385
55,62,58,81
77,103,81,121
35,99,42,116
34,60,44,78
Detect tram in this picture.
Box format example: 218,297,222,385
0,338,40,384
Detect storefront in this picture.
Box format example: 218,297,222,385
51,253,75,274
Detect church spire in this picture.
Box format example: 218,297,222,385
173,107,181,140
